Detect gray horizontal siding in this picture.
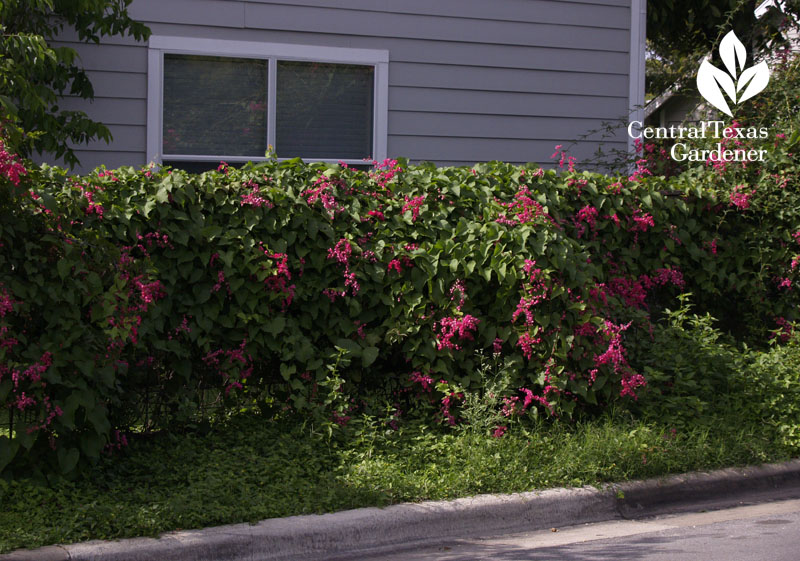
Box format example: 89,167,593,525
389,113,623,141
40,0,634,173
84,71,148,99
68,151,147,172
58,98,146,126
131,2,631,51
390,63,628,97
241,0,629,28
70,42,147,73
389,88,628,119
130,0,630,35
130,0,247,28
142,24,630,75
242,4,630,52
71,125,146,153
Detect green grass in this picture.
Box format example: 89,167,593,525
0,411,793,554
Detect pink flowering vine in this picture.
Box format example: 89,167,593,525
551,144,577,172
202,339,254,394
497,185,555,227
592,321,646,399
729,185,755,210
369,158,403,188
240,180,274,208
326,238,359,298
409,371,434,392
575,205,599,238
0,139,27,186
259,245,295,310
512,260,549,326
435,314,480,351
402,194,426,222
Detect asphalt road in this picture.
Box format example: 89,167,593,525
344,498,800,561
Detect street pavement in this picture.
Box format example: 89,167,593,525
344,497,800,561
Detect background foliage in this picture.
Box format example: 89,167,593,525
0,0,150,168
646,0,800,100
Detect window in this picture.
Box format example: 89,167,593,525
147,36,388,168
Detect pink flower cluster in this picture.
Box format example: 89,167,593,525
76,181,105,218
402,195,426,222
449,279,467,311
2,352,63,432
106,429,129,453
630,210,655,232
551,145,577,172
369,158,403,188
326,238,359,299
516,331,542,360
9,351,53,389
240,180,274,208
202,339,253,394
592,321,646,399
302,173,344,216
0,140,27,186
647,268,685,289
512,260,548,326
575,205,599,238
492,337,503,354
135,279,165,304
110,234,171,346
440,390,463,425
435,314,480,350
501,386,551,419
0,284,15,317
409,371,434,391
729,185,754,210
628,158,653,182
604,268,683,310
497,185,554,227
260,245,295,310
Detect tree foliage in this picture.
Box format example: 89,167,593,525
646,0,800,98
0,0,150,168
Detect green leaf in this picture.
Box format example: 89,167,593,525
362,346,379,367
334,338,362,356
57,258,70,280
202,225,223,240
155,185,170,203
266,317,286,335
57,446,80,474
0,437,19,473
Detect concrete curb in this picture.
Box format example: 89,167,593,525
5,459,800,561
615,457,800,517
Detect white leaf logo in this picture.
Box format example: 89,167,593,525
696,30,770,117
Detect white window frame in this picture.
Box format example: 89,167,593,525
147,35,389,166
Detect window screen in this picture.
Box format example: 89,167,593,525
163,55,268,157
276,62,374,159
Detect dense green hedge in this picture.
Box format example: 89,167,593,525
1,120,799,475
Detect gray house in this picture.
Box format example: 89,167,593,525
50,0,646,174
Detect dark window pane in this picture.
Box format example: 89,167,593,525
163,55,267,157
276,61,373,159
162,160,250,174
